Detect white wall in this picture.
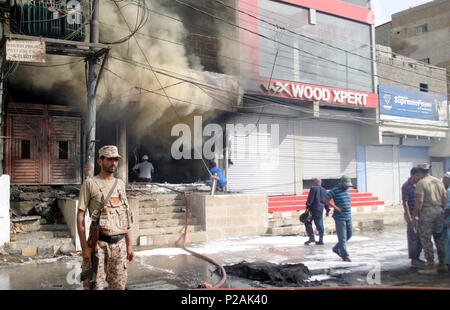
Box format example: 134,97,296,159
0,175,10,247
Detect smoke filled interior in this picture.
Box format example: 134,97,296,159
97,104,227,184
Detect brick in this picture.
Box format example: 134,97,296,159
37,247,53,256
8,249,21,256
22,248,37,257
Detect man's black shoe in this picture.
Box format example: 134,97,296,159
304,238,315,245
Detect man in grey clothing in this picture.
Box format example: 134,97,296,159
132,155,155,182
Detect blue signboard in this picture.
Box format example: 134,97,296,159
379,85,448,127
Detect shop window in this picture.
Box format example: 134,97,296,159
420,83,428,92
21,140,31,159
58,141,69,160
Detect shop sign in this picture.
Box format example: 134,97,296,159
379,85,448,127
259,79,379,108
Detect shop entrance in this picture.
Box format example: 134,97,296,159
5,103,81,185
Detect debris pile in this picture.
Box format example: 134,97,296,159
126,183,211,197
10,185,81,225
223,261,314,287
10,223,25,234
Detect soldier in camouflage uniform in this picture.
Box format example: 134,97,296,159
77,145,134,290
412,163,448,275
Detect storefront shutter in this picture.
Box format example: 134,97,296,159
227,114,296,195
300,119,358,179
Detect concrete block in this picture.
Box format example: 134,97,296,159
206,228,226,240
225,206,242,216
207,217,227,227
139,236,149,246
239,226,257,236
225,227,241,238
8,249,21,256
22,247,37,257
185,231,207,244
206,205,226,217
151,235,169,246
37,247,53,256
228,216,249,227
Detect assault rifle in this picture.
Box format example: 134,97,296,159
80,223,100,289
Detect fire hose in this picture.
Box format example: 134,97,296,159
140,183,227,289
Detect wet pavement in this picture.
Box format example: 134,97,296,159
0,225,449,290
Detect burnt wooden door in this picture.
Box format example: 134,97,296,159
5,105,82,185
7,115,44,184
48,117,81,184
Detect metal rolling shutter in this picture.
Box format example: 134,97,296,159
399,146,430,186
227,114,295,195
301,120,358,179
366,145,397,205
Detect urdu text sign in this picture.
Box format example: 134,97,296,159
6,40,46,63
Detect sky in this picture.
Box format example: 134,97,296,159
372,0,434,26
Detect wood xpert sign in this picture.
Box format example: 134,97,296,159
257,79,379,108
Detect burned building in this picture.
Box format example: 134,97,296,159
1,0,241,186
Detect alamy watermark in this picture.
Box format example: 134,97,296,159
171,116,281,169
366,261,381,285
67,1,83,25
66,261,82,285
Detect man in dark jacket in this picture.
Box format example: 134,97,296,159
304,178,329,245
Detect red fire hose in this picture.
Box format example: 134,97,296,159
136,183,227,289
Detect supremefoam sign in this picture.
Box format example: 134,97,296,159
258,79,379,108
379,85,448,127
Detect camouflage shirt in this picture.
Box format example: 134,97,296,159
78,176,128,215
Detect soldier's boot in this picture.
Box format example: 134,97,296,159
437,261,448,273
418,263,437,275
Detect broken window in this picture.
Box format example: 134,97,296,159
58,141,69,160
21,140,31,159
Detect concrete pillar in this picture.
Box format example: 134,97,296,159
0,18,3,175
58,199,90,251
117,119,128,184
0,175,10,247
128,199,140,246
294,119,303,195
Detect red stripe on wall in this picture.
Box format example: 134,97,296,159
275,0,375,24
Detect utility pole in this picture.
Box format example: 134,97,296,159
0,7,5,176
84,0,99,179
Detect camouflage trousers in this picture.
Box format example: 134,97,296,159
418,206,445,264
82,238,128,290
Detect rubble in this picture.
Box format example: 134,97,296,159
223,261,313,287
126,182,213,197
9,185,80,224
10,223,25,234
